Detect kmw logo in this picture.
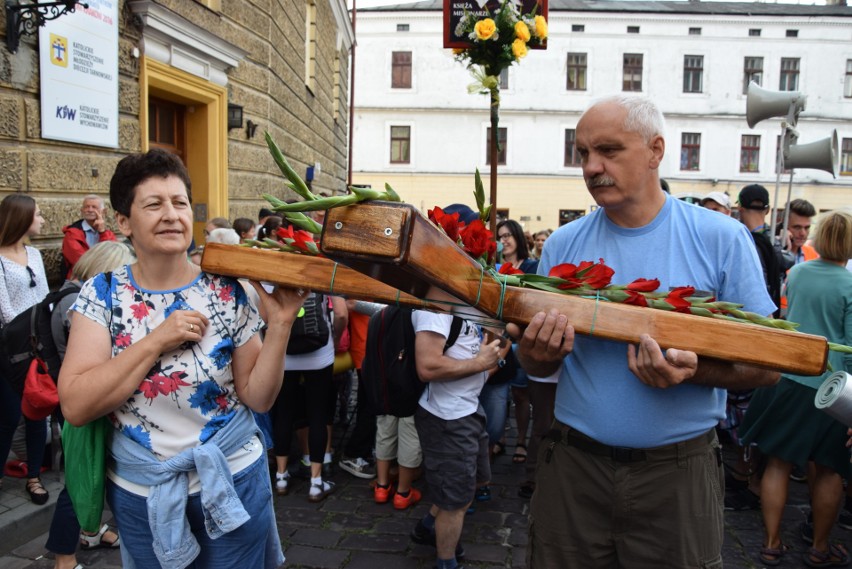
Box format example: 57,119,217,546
56,105,76,120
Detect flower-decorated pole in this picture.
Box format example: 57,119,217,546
453,0,547,234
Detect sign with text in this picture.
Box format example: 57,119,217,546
443,0,547,48
39,0,119,148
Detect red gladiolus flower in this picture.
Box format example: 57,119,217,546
428,207,464,241
549,263,583,289
460,219,494,259
498,262,524,275
627,278,660,292
276,225,317,253
576,259,614,289
624,291,648,307
664,286,695,313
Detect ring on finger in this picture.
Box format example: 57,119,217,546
188,323,195,333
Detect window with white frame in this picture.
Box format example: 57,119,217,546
567,53,587,91
391,51,412,89
845,60,852,98
683,55,703,93
390,125,411,164
623,53,643,92
680,133,701,170
740,135,761,173
486,127,507,165
841,138,852,176
779,57,800,92
743,56,763,94
564,129,580,167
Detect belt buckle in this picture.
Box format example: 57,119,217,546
611,446,644,463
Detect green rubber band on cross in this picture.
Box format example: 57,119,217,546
589,290,600,336
329,262,339,295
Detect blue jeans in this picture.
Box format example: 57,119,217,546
106,455,277,569
479,381,510,446
45,487,81,555
0,375,47,479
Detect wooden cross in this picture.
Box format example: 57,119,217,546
201,201,827,376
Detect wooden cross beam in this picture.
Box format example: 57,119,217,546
317,201,828,376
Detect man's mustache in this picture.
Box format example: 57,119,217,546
587,175,615,189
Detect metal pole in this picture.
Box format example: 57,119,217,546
347,0,356,189
489,87,498,235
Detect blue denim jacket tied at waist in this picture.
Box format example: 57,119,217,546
110,406,262,569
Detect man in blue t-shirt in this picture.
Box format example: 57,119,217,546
509,95,779,568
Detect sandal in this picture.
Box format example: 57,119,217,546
26,478,48,505
491,441,506,458
804,544,851,568
80,523,121,550
759,543,790,566
513,443,528,464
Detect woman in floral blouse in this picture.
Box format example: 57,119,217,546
58,149,306,569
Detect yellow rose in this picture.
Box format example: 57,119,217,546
475,18,497,41
534,15,548,39
512,38,528,59
514,20,531,43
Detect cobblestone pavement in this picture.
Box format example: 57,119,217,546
1,390,849,568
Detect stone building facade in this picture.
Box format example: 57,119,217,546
0,0,353,285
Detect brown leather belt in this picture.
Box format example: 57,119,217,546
547,421,717,464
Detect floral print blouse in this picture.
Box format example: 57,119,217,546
71,265,262,459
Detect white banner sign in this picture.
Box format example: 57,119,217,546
39,0,119,148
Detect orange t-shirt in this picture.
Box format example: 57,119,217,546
348,311,370,369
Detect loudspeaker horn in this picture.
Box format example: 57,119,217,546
746,82,807,128
784,130,839,178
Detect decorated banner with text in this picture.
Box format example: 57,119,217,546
39,0,119,148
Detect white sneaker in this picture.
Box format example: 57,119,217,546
339,457,376,480
275,472,289,496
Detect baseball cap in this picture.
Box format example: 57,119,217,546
443,203,479,224
700,191,731,209
738,184,770,210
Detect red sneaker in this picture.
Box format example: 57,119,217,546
393,487,422,510
374,483,395,504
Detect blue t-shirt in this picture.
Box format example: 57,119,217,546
539,194,776,447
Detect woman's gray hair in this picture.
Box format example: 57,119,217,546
591,94,665,143
72,241,135,282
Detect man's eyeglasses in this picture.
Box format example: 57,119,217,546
26,266,36,288
497,233,513,241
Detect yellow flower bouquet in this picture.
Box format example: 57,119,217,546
453,0,547,77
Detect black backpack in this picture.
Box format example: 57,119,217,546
0,285,80,397
286,292,332,355
362,307,463,418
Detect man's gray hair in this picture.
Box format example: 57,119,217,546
82,194,104,207
590,94,665,143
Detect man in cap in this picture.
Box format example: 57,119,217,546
737,184,790,317
700,192,732,216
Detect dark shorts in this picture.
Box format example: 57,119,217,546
528,422,724,569
415,405,490,511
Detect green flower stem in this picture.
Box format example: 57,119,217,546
265,132,318,201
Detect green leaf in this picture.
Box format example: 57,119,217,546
264,132,317,201
384,183,402,202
